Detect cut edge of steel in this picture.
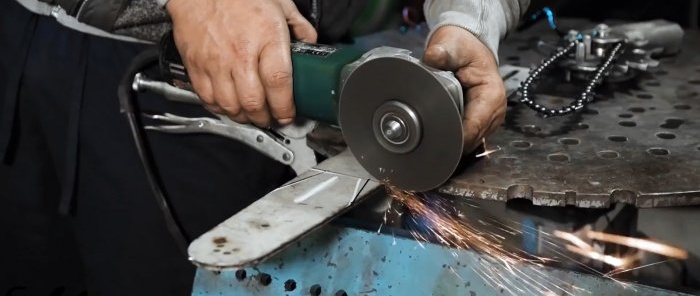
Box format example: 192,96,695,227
438,181,700,208
187,150,383,270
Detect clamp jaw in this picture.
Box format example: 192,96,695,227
132,73,319,175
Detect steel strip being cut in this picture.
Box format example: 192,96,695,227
188,150,382,269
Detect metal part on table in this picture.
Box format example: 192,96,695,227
191,224,691,296
133,73,318,175
520,41,624,117
607,20,684,56
187,150,381,270
440,20,700,208
338,47,464,192
538,20,684,82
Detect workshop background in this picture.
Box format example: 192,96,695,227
353,0,700,286
450,0,700,292
351,0,699,35
184,0,700,293
481,0,700,291
3,0,700,295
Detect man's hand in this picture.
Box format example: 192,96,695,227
423,26,506,153
166,0,317,127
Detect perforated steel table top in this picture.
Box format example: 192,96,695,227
439,20,700,208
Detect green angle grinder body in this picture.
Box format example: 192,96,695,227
158,31,365,125
158,31,465,192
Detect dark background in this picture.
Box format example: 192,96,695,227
526,0,698,29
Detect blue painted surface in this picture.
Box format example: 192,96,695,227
521,218,539,255
192,225,689,296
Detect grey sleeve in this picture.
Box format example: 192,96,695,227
155,0,169,8
423,0,530,63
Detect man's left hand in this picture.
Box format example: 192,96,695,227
422,26,506,153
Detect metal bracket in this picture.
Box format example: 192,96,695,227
187,150,381,270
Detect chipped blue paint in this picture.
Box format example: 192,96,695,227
192,225,689,296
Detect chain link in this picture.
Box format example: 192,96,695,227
518,41,625,118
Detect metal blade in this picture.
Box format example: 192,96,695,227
338,54,464,192
187,150,381,270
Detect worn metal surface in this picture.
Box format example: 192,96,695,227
437,20,700,208
351,23,700,208
354,21,700,208
191,224,690,296
188,150,382,269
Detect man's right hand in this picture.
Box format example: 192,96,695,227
166,0,317,127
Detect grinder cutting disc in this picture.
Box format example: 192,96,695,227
338,54,464,192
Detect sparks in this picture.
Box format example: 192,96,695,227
586,230,688,260
475,146,502,158
606,259,674,277
565,245,629,267
383,183,688,295
385,184,582,296
554,230,593,251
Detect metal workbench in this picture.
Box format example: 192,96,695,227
444,20,700,208
353,19,700,208
190,20,700,296
191,223,692,296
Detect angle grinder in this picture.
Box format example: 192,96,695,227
155,32,465,192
